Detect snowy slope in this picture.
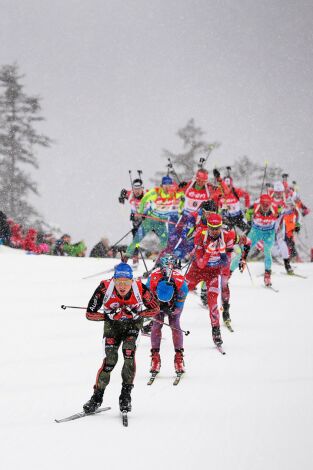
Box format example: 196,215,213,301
0,248,312,470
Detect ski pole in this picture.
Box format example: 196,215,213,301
138,213,177,225
82,266,115,280
137,170,143,184
150,316,190,336
136,243,149,272
128,170,134,189
260,161,268,196
61,305,86,310
110,228,133,249
167,157,181,183
245,261,255,286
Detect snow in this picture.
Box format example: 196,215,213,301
0,248,312,470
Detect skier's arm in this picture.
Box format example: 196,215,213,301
118,189,130,204
86,282,107,321
137,189,157,214
173,281,189,313
140,284,160,317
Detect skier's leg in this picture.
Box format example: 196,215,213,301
168,311,183,350
95,322,122,391
150,312,165,350
121,320,143,385
126,219,150,257
263,231,275,272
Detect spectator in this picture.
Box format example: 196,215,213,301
63,240,87,257
53,234,72,256
90,238,113,258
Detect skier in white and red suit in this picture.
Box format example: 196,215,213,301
172,168,229,249
219,176,250,232
185,212,231,347
220,227,251,328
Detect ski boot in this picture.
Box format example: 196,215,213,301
119,383,133,412
142,320,153,336
283,258,294,275
174,349,185,374
222,301,233,330
200,282,208,307
150,349,161,373
212,325,223,346
264,269,272,287
83,388,104,414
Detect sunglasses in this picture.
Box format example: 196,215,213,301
114,278,132,286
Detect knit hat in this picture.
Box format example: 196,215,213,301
161,175,173,185
156,280,174,302
113,263,133,279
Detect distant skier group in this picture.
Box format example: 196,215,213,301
81,164,310,423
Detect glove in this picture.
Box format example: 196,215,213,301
118,189,128,204
238,258,246,273
213,168,220,179
295,223,301,233
178,181,188,189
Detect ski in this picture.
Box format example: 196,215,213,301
121,410,128,427
216,345,226,355
224,320,234,332
280,272,307,279
147,372,158,385
55,406,111,423
173,372,184,385
264,285,279,293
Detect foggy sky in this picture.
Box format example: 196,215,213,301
1,0,313,250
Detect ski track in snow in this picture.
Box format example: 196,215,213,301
0,246,312,470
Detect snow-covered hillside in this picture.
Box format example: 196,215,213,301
1,247,312,470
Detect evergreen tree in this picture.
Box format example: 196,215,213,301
153,119,220,184
0,64,52,223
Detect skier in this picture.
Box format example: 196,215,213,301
185,212,230,348
231,194,279,287
124,176,184,260
219,227,251,328
118,178,146,266
146,255,188,376
83,263,160,414
219,176,250,232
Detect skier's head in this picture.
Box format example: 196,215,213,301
156,280,175,303
224,176,233,187
195,169,208,186
206,213,223,238
260,194,272,211
132,178,144,196
158,254,176,278
273,181,284,199
161,175,174,194
113,262,133,295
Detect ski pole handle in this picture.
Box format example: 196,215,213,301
151,316,190,336
61,305,86,310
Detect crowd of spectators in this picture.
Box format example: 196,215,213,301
0,211,87,257
0,210,153,259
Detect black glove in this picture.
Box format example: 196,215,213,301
118,189,128,204
238,258,246,273
294,223,301,233
213,168,220,179
178,181,188,189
